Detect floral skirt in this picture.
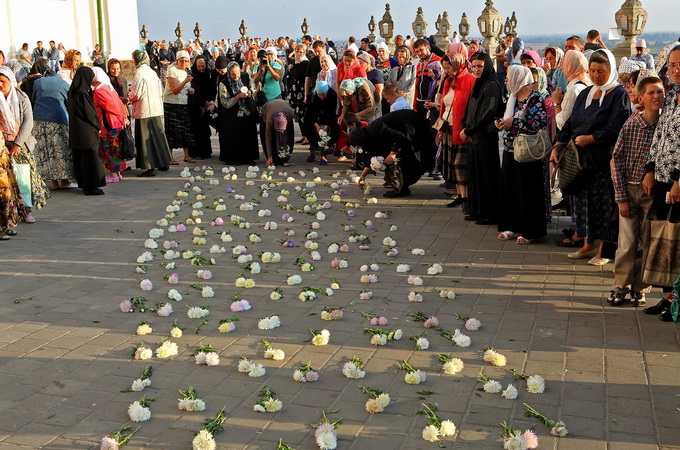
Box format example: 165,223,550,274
33,121,75,181
0,146,27,228
12,144,50,211
100,129,128,172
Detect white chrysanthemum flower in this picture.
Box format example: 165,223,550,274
316,431,337,450
370,334,387,346
248,364,266,377
136,324,152,336
127,402,151,422
440,419,456,437
415,337,430,350
502,384,519,400
167,289,183,301
527,375,545,394
187,307,209,319
238,359,253,373
452,329,471,347
442,358,464,375
201,286,214,298
404,372,422,385
483,380,503,393
342,362,366,379
191,429,216,450
483,349,507,367
422,424,440,442
131,378,150,392
155,340,178,358
396,264,411,273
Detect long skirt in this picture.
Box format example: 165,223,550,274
0,146,27,228
33,120,75,181
135,116,172,170
100,129,128,172
189,107,213,159
218,115,258,165
572,170,614,242
498,151,547,240
467,136,500,222
441,131,467,186
72,146,106,191
13,144,50,211
164,103,195,149
260,118,294,166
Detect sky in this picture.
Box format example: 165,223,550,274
137,0,677,42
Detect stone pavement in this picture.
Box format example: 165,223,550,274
0,141,679,450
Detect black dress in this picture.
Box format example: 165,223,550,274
287,60,309,134
189,58,217,159
217,73,259,165
66,67,105,192
463,79,503,223
304,88,339,154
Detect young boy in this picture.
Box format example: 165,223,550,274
382,83,411,112
608,76,665,306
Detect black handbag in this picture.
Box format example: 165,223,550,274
556,140,587,195
120,126,136,161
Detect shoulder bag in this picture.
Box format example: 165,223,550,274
642,205,680,288
513,104,552,163
554,140,587,195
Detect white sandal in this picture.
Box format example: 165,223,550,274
497,231,515,241
516,236,533,245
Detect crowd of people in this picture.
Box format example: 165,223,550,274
1,29,679,322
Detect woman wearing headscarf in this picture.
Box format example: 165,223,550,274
336,50,367,94
305,81,339,164
387,46,416,107
437,53,475,213
533,67,556,140
467,40,482,62
552,49,633,263
107,58,131,116
316,54,337,92
31,63,73,190
0,66,49,222
287,43,309,145
338,77,380,125
18,59,50,105
241,45,260,84
358,53,385,102
448,42,469,61
188,55,216,160
542,47,565,92
553,51,591,131
57,50,81,85
496,65,549,245
508,37,524,66
260,98,295,167
0,129,27,239
92,67,128,183
375,43,398,115
128,50,172,177
461,52,503,225
217,62,258,166
163,50,195,164
66,67,106,195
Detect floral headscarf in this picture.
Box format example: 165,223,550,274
339,77,367,94
0,66,20,140
535,67,549,98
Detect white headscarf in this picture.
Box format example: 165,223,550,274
0,66,20,137
503,65,534,120
320,54,337,71
584,49,619,108
91,66,113,90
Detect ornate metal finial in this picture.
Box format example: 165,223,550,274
140,24,149,41
367,16,377,42
174,22,184,49
301,18,309,35
193,22,202,45
239,20,248,39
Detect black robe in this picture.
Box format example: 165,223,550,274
217,73,259,165
189,57,217,159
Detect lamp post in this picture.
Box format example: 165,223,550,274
613,0,648,64
174,22,184,50
458,13,470,44
379,3,395,51
435,12,452,50
239,20,247,40
503,17,511,36
510,11,518,34
301,18,309,36
477,0,503,53
412,7,428,39
193,22,202,46
367,16,377,42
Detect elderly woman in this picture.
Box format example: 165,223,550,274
188,55,216,160
0,132,27,239
217,62,258,166
375,42,397,80
31,63,74,190
542,47,566,92
316,54,337,89
92,67,128,183
163,50,195,164
287,43,309,145
305,81,339,164
66,67,106,195
358,53,384,102
461,52,503,225
128,50,171,177
437,53,475,212
57,49,81,85
338,77,380,125
107,58,130,114
336,50,367,94
0,66,48,223
552,49,633,262
496,65,549,245
260,98,295,167
387,46,416,106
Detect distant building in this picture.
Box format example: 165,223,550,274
0,0,139,63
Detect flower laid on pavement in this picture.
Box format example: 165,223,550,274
139,279,153,292
136,321,152,336
187,305,210,319
261,340,285,360
437,354,465,375
477,373,502,394
397,360,427,385
523,403,566,436
238,357,266,377
311,411,341,450
128,365,153,392
155,339,179,358
417,403,457,443
396,264,411,273
253,386,282,413
440,329,472,348
128,395,154,422
320,307,344,321
258,314,281,330
170,319,184,338
411,334,430,350
131,342,153,361
500,422,538,450
426,263,443,274
193,343,220,366
310,329,330,346
437,288,456,299
178,385,206,412
358,385,391,413
407,275,423,285
483,347,507,367
507,369,546,394
502,384,518,400
407,291,423,302
342,356,366,379
407,312,438,328
100,425,140,450
230,295,252,312
293,362,319,383
191,407,227,450
217,317,239,333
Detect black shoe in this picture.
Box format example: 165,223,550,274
475,218,495,225
446,195,464,208
630,291,646,307
83,188,105,196
659,308,674,322
124,166,132,171
643,299,669,315
4,229,17,236
607,290,627,306
158,166,170,171
137,169,156,177
562,227,576,237
383,188,410,198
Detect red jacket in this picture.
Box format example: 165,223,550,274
337,62,367,90
93,84,127,135
438,71,475,145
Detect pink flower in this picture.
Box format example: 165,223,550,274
176,224,187,232
522,430,539,449
139,280,153,291
183,182,191,188
330,310,344,320
423,316,439,328
230,301,245,312
322,201,332,209
305,371,319,382
119,299,132,313
310,251,321,261
370,317,379,326
343,225,355,231
331,259,341,268
339,244,350,252
199,270,213,280
465,318,481,331
359,244,370,250
415,369,427,382
214,218,224,226
315,423,335,438
378,316,388,326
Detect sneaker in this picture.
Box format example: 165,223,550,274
630,291,646,307
607,290,627,306
306,154,316,162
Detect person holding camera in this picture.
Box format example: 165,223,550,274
252,48,283,102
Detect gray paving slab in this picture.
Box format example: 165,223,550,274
0,141,678,450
